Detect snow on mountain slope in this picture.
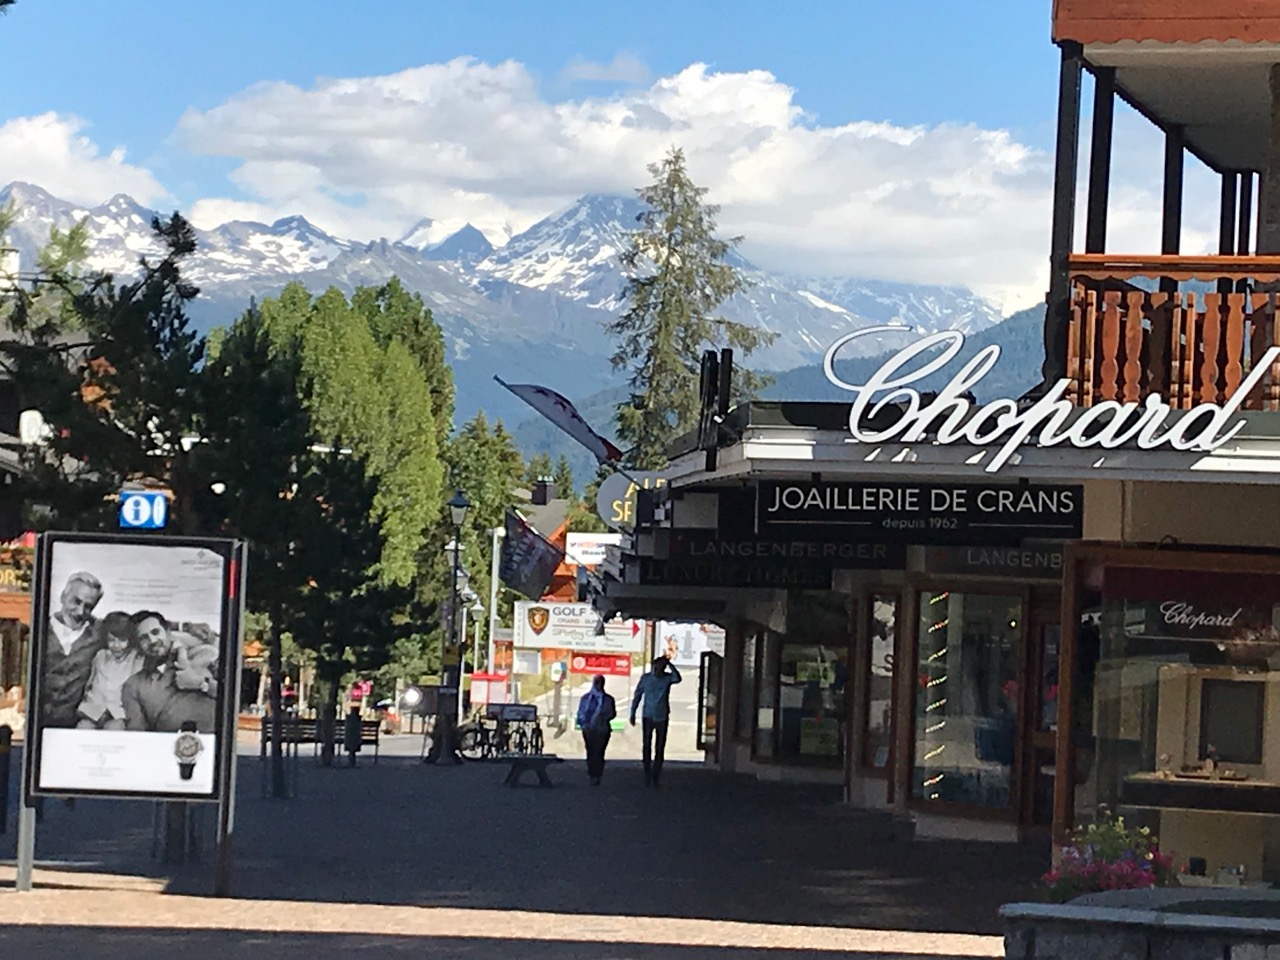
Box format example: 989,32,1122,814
1,180,1008,423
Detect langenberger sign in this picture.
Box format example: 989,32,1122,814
823,326,1280,473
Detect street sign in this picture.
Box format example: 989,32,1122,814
118,491,168,529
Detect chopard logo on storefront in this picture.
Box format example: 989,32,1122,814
823,326,1280,473
1159,601,1244,630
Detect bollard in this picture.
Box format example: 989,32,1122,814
0,724,10,835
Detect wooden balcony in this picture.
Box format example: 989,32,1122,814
1065,255,1280,410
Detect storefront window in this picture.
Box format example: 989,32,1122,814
914,591,1022,808
864,595,896,770
1090,567,1280,881
737,631,757,741
778,642,848,760
755,632,779,758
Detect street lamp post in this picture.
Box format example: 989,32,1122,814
427,489,469,765
469,598,484,706
487,525,506,697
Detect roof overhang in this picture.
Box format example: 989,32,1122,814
661,414,1280,490
1081,39,1280,172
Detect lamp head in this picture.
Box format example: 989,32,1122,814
447,489,470,527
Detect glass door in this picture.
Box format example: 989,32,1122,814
697,650,723,759
913,591,1023,810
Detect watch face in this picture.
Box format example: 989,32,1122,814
175,732,203,761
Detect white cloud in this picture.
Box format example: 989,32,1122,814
173,58,1213,312
0,112,169,207
561,53,650,84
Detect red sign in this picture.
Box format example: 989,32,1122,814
570,653,631,677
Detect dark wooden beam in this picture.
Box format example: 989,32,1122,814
1160,125,1185,295
1085,68,1115,254
1044,42,1084,387
1219,172,1237,295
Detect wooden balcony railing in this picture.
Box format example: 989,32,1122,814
1066,255,1280,410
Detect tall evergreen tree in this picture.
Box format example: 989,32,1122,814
552,455,575,499
608,147,775,469
524,451,554,485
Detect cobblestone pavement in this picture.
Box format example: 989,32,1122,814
0,740,1043,958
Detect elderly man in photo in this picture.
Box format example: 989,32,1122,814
122,611,219,733
42,572,106,728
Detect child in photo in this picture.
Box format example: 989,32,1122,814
76,611,144,730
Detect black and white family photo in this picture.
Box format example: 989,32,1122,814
35,539,230,738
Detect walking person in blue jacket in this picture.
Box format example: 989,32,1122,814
577,674,617,786
630,656,682,787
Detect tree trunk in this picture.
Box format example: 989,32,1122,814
318,675,339,767
268,599,286,797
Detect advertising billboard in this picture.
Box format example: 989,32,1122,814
24,532,245,801
512,601,645,654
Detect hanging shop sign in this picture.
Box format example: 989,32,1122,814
924,543,1064,579
758,481,1082,545
823,326,1280,473
670,530,906,569
636,556,833,590
595,472,668,530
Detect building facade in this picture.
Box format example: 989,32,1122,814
592,1,1280,876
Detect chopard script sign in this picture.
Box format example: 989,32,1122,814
823,326,1280,473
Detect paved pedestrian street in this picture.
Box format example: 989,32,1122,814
0,739,1045,958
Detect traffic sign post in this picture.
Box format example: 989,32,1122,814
118,491,169,530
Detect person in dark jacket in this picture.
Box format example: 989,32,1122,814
577,674,616,786
344,706,363,766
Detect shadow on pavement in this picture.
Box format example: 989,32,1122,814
0,925,984,960
2,749,1046,937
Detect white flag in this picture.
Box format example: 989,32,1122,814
495,377,623,465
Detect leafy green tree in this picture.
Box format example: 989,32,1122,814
552,455,575,500
353,277,453,449
256,281,445,587
609,146,776,469
440,410,525,669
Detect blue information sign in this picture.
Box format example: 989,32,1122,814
118,490,169,529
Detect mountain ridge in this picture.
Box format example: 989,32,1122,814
1,180,1012,441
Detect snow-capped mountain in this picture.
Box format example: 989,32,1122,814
0,181,1005,427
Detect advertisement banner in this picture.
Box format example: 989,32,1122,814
570,653,631,677
513,601,645,654
656,622,726,667
24,532,244,801
565,532,622,568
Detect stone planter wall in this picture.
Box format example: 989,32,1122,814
1003,901,1280,960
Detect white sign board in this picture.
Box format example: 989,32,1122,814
513,601,645,654
565,532,622,568
656,621,726,667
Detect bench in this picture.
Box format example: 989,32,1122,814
258,717,381,762
502,753,564,787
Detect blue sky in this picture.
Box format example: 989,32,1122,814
0,1,1200,308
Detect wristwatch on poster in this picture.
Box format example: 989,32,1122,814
174,720,203,781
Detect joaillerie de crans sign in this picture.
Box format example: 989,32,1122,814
823,326,1280,474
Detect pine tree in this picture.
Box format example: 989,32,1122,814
608,147,776,469
552,455,575,500
524,451,553,485
1,213,207,532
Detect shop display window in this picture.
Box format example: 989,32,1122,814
863,595,897,771
913,591,1022,809
778,641,848,760
1089,566,1280,882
